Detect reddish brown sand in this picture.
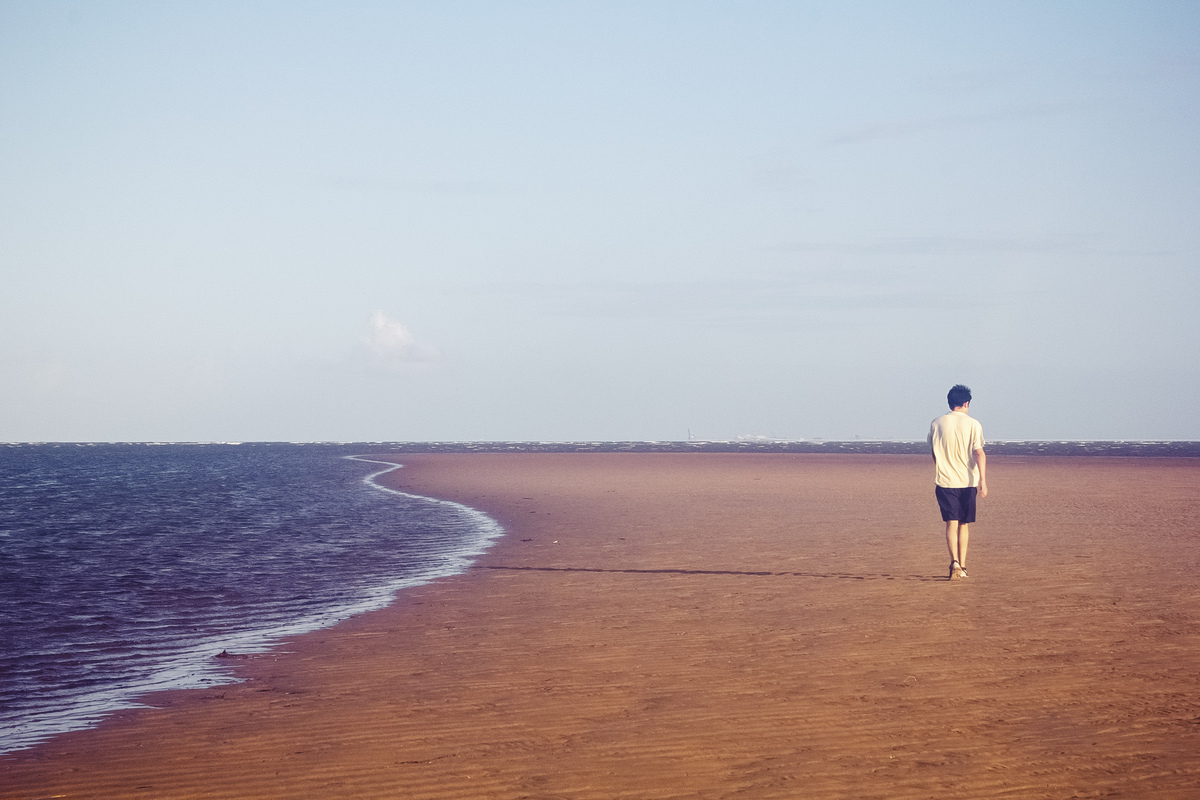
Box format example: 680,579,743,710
3,453,1200,799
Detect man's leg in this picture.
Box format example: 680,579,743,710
958,523,970,570
945,520,960,565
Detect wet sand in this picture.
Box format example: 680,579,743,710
3,453,1200,799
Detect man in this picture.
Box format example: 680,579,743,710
928,384,987,580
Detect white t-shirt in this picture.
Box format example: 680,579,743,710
928,410,985,488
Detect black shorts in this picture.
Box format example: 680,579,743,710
935,486,977,523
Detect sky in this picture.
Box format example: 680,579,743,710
2,1,1198,442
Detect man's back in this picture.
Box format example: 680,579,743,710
929,410,984,488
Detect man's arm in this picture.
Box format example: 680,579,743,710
974,448,987,498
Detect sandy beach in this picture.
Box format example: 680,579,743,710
3,452,1200,799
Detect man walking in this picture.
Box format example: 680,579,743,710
929,384,987,580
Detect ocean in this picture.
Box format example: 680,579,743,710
0,443,502,754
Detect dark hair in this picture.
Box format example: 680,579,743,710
947,384,972,409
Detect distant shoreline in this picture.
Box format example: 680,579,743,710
366,440,1200,457
4,440,1200,456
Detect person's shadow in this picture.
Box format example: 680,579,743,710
477,565,938,581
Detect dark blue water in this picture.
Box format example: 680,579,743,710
0,443,502,753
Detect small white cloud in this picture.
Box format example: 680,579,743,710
364,310,439,368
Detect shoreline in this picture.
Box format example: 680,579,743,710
0,453,504,756
4,452,1200,798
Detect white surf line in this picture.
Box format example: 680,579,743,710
344,455,506,545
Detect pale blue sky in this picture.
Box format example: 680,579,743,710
2,2,1197,442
